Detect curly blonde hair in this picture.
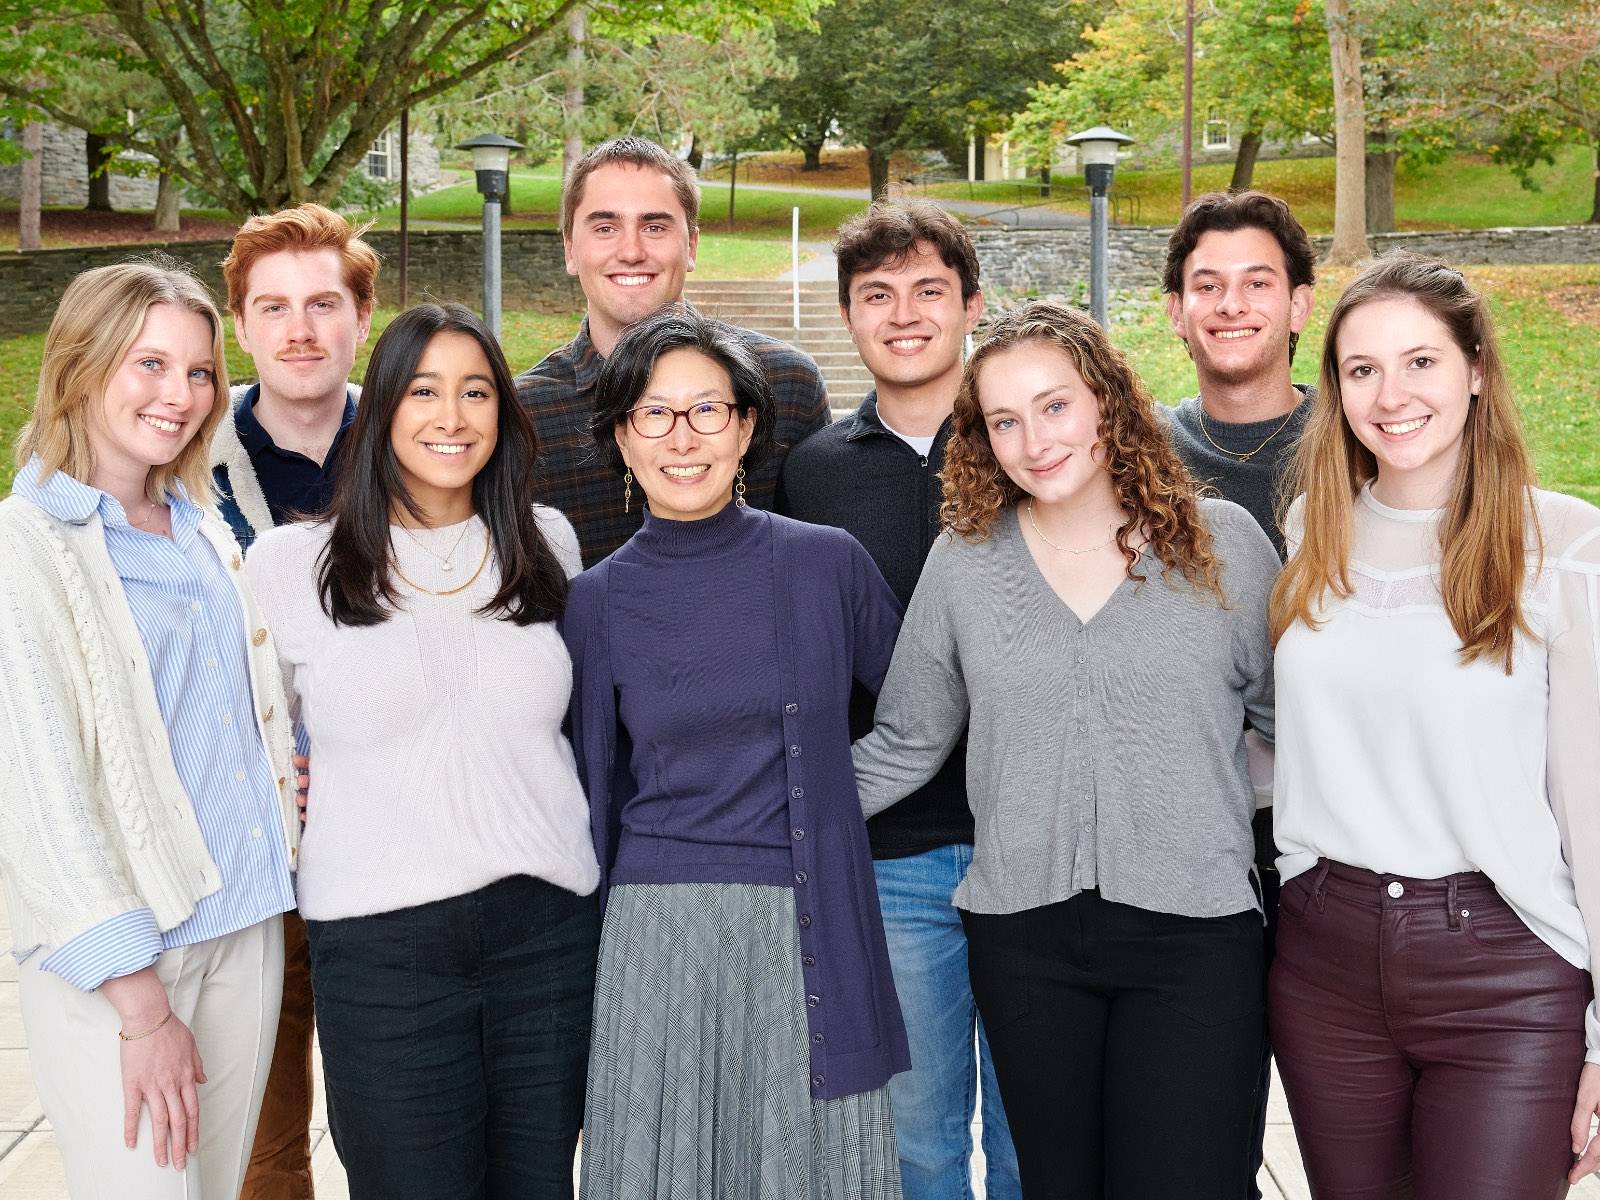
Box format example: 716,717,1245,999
942,301,1223,601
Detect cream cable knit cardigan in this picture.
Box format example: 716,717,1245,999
0,492,299,959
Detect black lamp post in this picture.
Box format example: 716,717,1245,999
455,132,524,335
1065,125,1134,327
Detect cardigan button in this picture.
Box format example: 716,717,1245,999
789,745,802,757
231,554,242,570
784,703,799,715
791,827,805,840
252,628,268,646
802,954,816,967
812,1032,824,1044
798,913,812,928
794,871,807,885
790,787,804,800
811,1074,825,1089
806,994,820,1008
263,705,275,722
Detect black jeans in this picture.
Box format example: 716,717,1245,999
307,875,600,1200
963,890,1265,1200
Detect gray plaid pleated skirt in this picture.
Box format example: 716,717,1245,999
580,882,902,1200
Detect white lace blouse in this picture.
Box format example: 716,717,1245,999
1274,484,1600,1057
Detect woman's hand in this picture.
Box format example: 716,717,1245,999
1570,1061,1600,1183
100,968,207,1169
293,753,310,817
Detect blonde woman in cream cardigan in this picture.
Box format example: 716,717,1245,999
0,261,300,1199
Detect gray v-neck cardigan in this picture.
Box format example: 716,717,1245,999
852,498,1280,918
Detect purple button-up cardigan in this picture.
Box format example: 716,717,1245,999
560,505,911,1100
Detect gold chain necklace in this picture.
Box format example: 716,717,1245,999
1026,500,1118,555
390,531,491,596
1198,405,1297,464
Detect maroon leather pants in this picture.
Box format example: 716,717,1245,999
1269,859,1591,1200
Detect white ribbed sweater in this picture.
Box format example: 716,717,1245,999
0,493,300,955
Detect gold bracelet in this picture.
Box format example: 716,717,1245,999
118,1010,174,1042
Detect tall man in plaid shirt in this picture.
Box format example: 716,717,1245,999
515,136,830,566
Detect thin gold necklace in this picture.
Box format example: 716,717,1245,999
395,517,474,571
391,531,491,596
1027,500,1118,555
1197,404,1296,464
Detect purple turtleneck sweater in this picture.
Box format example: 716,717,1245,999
608,501,792,885
562,499,913,1099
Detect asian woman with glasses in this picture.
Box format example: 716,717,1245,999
563,306,909,1200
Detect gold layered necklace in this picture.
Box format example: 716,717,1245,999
391,526,491,596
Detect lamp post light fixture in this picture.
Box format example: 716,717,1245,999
1064,125,1134,328
456,132,524,335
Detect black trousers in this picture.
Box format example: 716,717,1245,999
963,890,1265,1200
307,874,600,1200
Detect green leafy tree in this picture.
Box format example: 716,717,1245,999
1452,0,1600,223
0,0,821,217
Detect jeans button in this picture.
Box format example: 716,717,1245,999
1387,881,1404,898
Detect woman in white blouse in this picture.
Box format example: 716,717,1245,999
245,302,599,1199
1268,251,1600,1199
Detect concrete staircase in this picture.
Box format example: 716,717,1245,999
684,280,866,417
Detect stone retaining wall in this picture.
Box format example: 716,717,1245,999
0,228,581,336
973,223,1600,294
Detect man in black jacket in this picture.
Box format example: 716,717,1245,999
778,201,1020,1200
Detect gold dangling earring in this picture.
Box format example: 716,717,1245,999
735,464,748,509
623,469,633,514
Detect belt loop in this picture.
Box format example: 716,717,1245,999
1311,859,1331,912
1447,876,1461,931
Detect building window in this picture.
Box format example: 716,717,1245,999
366,132,391,180
1203,110,1231,151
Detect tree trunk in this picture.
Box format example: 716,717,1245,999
801,139,823,171
1590,142,1600,224
153,167,181,233
1038,164,1051,198
19,121,43,252
1365,125,1397,235
687,134,704,172
1324,0,1368,265
561,7,586,182
867,145,891,201
85,132,113,210
727,148,738,230
1229,130,1263,192
973,134,986,181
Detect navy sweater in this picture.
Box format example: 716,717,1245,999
561,501,911,1100
777,394,975,858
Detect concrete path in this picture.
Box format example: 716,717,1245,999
780,241,838,282
700,177,1089,229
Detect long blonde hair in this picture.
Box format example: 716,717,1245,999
1269,253,1539,671
942,301,1224,602
18,258,230,504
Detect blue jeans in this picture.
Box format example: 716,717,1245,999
875,845,1021,1200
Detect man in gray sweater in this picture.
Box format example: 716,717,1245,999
1162,191,1318,558
1161,190,1318,1200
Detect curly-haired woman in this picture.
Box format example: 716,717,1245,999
853,301,1280,1199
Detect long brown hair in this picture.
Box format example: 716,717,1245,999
1269,253,1539,671
942,301,1223,601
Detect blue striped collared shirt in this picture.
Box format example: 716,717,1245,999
13,460,295,990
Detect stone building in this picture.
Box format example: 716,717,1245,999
1,120,443,211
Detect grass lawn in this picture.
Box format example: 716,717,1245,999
918,144,1597,232
2,267,1594,504
367,171,865,242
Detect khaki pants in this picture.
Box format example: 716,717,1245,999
18,916,285,1199
240,911,315,1200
